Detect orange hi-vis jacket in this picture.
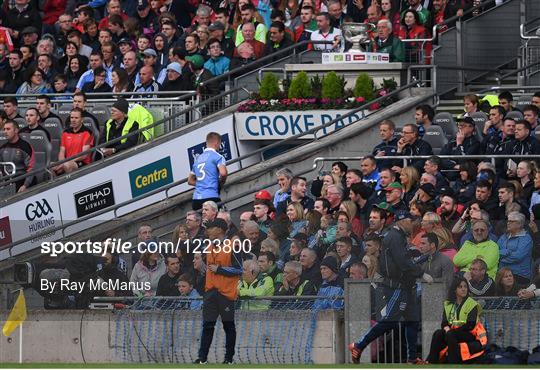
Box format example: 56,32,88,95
205,242,243,301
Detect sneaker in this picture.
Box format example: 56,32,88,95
348,342,362,364
407,358,428,365
193,359,208,364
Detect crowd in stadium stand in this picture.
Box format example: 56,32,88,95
64,90,538,310
0,0,503,96
0,0,507,192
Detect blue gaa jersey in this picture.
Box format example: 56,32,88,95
191,147,226,199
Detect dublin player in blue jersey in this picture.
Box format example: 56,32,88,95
188,132,228,210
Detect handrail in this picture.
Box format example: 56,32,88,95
0,91,197,99
0,79,422,254
0,162,16,176
521,22,540,40
312,154,540,171
0,88,247,190
199,40,333,89
495,60,540,84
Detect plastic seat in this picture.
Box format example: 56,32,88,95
19,132,53,184
82,117,100,145
89,105,110,130
14,117,26,129
516,95,532,109
469,111,488,141
505,110,524,121
56,104,73,125
433,112,458,139
423,126,448,155
42,117,63,162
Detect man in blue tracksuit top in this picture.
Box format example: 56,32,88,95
188,132,228,210
348,210,426,364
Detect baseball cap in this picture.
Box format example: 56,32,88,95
21,26,39,35
143,48,157,57
456,116,475,126
385,182,403,191
255,190,272,201
209,22,225,31
186,54,205,69
289,232,308,244
394,210,413,221
375,202,395,214
118,37,132,45
419,183,436,198
137,0,149,10
205,218,228,231
166,62,182,74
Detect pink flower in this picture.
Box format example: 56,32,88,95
355,97,365,103
369,103,381,110
260,100,268,105
379,89,388,97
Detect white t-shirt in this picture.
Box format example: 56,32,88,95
310,27,343,52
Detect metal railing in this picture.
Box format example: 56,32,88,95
0,79,423,256
0,88,248,190
0,162,15,176
312,154,540,173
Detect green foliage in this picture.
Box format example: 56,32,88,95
288,71,312,99
321,71,345,99
310,75,323,99
353,73,375,100
381,77,398,91
259,73,280,100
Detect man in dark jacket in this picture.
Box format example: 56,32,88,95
156,255,182,296
265,21,293,56
4,0,42,45
440,116,481,162
100,98,140,156
372,119,399,170
394,123,433,173
483,117,515,176
186,54,219,97
349,210,425,364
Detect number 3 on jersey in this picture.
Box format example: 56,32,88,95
196,163,206,180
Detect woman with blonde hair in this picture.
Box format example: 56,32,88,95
286,202,308,238
362,254,380,279
339,200,363,238
400,166,420,206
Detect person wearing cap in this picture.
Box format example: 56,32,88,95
349,209,426,364
141,48,167,84
100,98,140,156
188,132,228,210
135,0,157,33
209,20,235,58
195,218,243,365
186,54,220,97
441,116,482,163
20,26,39,48
253,197,273,234
204,38,230,77
4,0,42,43
313,256,344,310
161,62,186,92
394,123,433,174
385,182,408,212
117,37,134,55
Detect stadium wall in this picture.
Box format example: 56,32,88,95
0,309,343,364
